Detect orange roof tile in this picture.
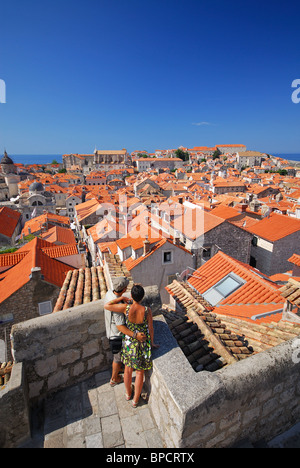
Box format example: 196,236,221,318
41,244,78,258
0,207,21,238
288,254,300,267
187,251,284,323
0,251,28,268
21,213,70,237
41,225,76,245
0,238,75,303
172,208,225,239
245,212,300,241
75,198,101,223
210,205,241,219
116,224,162,251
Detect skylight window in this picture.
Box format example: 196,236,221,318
203,273,244,306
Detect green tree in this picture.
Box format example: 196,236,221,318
174,148,190,161
212,149,221,160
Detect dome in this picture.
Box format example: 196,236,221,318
29,182,44,192
1,151,14,165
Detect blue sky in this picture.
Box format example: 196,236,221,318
1,0,300,155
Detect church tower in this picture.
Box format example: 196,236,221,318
1,150,17,175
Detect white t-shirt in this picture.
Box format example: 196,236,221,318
104,290,127,339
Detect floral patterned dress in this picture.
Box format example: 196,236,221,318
121,305,152,371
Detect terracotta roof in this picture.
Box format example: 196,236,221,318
99,242,118,255
164,278,300,372
210,205,242,219
41,244,79,259
41,225,76,245
21,213,70,237
215,314,300,354
163,208,225,240
164,281,253,370
186,251,284,321
116,224,162,251
0,251,28,268
0,207,21,238
245,212,300,242
279,279,300,307
216,144,246,148
0,238,76,303
0,362,13,388
53,267,108,312
75,198,101,223
87,218,125,243
124,237,192,271
289,254,300,267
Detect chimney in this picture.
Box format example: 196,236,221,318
143,237,151,256
173,236,180,245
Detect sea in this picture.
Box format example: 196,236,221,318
6,153,300,166
11,155,63,165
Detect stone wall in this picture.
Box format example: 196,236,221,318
11,300,111,401
250,231,300,276
187,221,252,267
8,302,300,448
10,285,161,402
204,221,252,264
146,316,300,448
0,268,60,361
0,362,30,448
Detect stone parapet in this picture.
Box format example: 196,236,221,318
147,316,300,448
0,362,30,448
11,300,111,401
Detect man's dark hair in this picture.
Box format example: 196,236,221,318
131,284,145,303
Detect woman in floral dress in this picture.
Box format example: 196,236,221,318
104,284,159,407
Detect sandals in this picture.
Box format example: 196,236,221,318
125,384,134,401
132,399,139,408
110,376,123,387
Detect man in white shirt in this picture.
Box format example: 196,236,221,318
104,277,145,386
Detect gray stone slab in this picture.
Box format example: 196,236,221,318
120,414,148,448
101,414,124,448
85,432,104,448
98,390,118,418
44,429,65,448
84,415,102,436
143,428,165,448
138,407,156,431
66,433,86,448
66,419,84,437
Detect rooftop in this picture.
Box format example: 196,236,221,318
245,212,300,242
0,238,76,303
186,251,285,322
165,278,300,372
53,267,108,312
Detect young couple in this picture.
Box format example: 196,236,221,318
104,277,159,408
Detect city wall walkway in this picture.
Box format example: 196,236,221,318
21,370,165,449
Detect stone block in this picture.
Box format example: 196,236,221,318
35,356,57,378
60,349,81,366
101,414,124,448
82,339,99,358
47,369,69,391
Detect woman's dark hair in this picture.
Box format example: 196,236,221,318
131,284,145,303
